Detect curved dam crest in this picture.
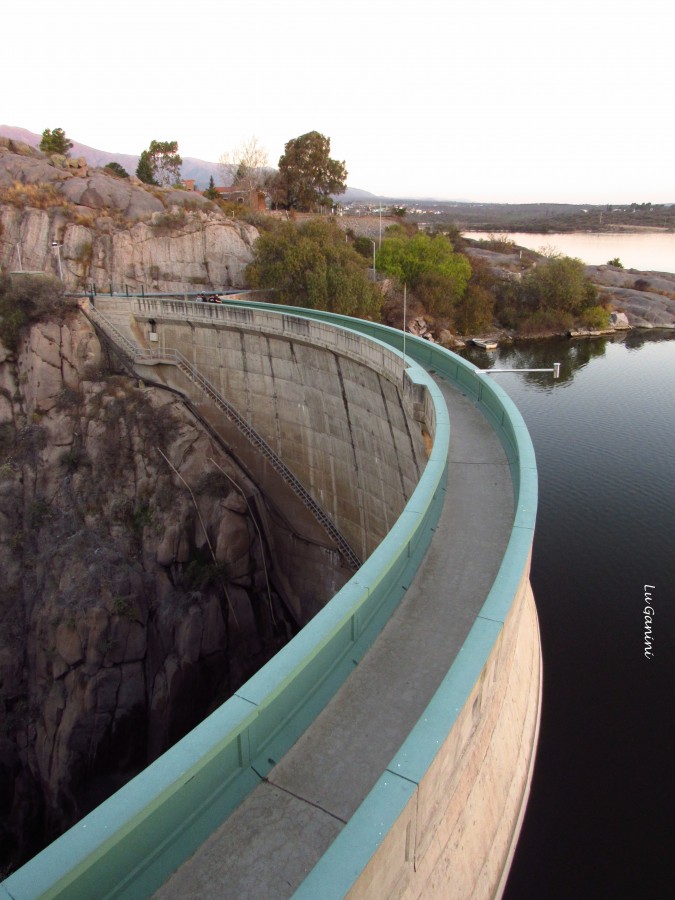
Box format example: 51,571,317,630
132,299,429,564
1,298,541,900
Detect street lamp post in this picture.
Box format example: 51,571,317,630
16,244,23,272
369,239,376,282
51,240,63,280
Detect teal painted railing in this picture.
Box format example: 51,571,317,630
225,302,538,898
1,308,449,900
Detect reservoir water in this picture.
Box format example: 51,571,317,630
458,334,674,898
463,231,675,274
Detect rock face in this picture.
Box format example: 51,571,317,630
585,264,675,329
0,308,300,872
0,140,258,293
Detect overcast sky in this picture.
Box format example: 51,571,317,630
4,0,672,203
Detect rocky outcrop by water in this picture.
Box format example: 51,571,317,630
0,139,258,293
0,306,296,873
465,244,675,330
585,264,675,329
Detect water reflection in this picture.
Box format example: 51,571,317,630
458,329,675,388
494,332,675,900
623,327,675,351
459,338,608,389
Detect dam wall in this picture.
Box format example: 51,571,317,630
1,300,540,900
1,306,448,900
101,297,430,564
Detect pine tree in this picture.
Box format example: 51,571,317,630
40,127,73,157
204,175,219,200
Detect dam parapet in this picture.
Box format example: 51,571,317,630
2,300,540,900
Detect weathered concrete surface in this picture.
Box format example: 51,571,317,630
155,376,540,899
347,578,541,900
99,299,429,564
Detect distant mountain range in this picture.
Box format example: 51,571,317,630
0,125,376,200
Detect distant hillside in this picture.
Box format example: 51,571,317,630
0,125,375,199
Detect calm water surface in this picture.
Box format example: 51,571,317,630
463,231,675,274
460,334,674,899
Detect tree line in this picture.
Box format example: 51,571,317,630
38,127,347,211
246,219,607,335
38,126,605,336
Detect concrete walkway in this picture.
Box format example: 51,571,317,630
155,375,514,899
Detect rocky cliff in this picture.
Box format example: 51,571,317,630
0,139,258,293
584,264,675,328
0,296,302,873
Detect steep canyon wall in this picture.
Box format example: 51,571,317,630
0,309,320,873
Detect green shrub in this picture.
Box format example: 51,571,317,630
497,306,520,329
151,208,187,232
454,284,495,333
478,234,516,253
0,273,74,350
521,256,597,314
579,305,611,329
104,162,129,179
352,236,376,259
518,309,574,335
246,219,382,319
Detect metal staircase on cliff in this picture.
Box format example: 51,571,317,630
84,304,361,570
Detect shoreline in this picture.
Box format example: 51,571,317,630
463,225,674,235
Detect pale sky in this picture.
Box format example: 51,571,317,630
4,0,673,203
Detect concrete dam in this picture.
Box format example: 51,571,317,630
1,295,542,899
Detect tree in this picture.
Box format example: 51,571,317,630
104,161,129,179
139,140,182,186
204,176,219,200
521,256,597,314
136,150,158,185
273,131,347,211
376,230,471,313
40,127,73,157
246,219,381,319
454,285,495,334
219,136,269,203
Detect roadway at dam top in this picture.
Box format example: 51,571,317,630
2,297,541,900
